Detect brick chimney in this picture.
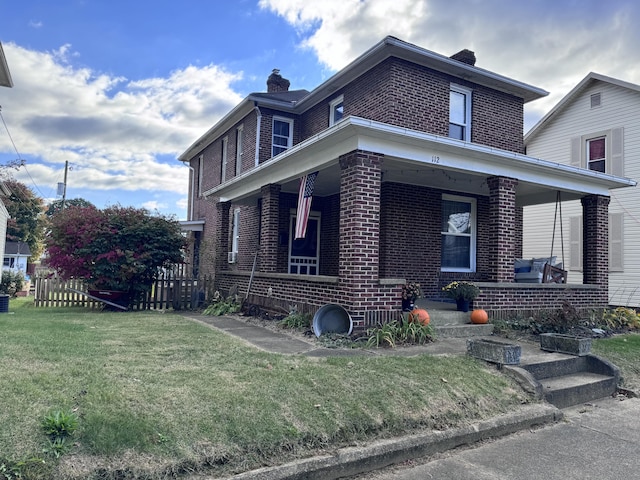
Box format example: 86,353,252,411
267,69,290,93
450,49,476,66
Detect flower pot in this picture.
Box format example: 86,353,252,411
401,298,415,311
539,333,592,356
456,299,470,312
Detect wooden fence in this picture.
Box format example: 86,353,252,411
33,271,213,311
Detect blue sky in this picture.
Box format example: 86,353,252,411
1,0,639,220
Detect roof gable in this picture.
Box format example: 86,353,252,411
525,72,640,144
0,42,13,88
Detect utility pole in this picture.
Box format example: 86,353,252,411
61,160,68,210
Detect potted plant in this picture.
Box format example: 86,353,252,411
442,281,480,312
401,282,422,311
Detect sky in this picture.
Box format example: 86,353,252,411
1,0,639,220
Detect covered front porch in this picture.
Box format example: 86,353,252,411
206,117,633,330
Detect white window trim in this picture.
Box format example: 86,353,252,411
221,136,228,183
235,125,244,175
272,116,293,157
441,193,476,273
329,95,344,127
449,84,472,142
232,208,240,254
571,127,624,176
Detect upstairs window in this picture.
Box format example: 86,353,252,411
449,85,471,141
272,117,293,157
235,125,244,175
587,136,606,173
329,95,344,126
571,128,624,176
221,136,228,182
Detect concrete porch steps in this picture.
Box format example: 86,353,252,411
414,299,494,338
510,351,621,409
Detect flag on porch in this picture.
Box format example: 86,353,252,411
294,171,318,239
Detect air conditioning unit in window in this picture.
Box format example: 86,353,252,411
227,252,237,264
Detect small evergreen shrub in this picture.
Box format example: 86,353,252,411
0,271,24,297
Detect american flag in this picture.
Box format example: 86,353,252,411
294,171,318,239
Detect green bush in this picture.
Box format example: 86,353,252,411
0,271,24,297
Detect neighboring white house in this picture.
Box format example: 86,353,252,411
523,72,640,307
3,241,30,275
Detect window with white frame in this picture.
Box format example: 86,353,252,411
441,194,476,272
587,136,606,173
235,125,244,175
571,128,624,176
329,95,344,126
272,117,293,157
221,137,228,183
449,85,471,141
232,208,240,254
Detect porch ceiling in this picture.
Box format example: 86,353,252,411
202,117,636,207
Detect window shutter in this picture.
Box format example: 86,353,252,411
609,212,624,272
610,127,624,176
569,216,583,271
570,137,582,167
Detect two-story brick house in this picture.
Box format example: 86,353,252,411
179,37,633,329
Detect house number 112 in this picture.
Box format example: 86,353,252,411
431,155,440,163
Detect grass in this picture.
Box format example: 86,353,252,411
0,298,532,479
592,333,640,392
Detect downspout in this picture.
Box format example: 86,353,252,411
254,104,261,167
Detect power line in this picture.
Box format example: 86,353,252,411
0,105,47,198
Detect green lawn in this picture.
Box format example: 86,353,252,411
0,299,543,478
592,333,640,392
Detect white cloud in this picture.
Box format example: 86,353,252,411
259,0,640,130
0,42,244,197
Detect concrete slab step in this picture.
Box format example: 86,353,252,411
433,323,494,338
539,372,617,409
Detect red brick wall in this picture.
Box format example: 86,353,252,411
296,57,524,153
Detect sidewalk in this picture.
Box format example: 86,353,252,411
183,313,572,480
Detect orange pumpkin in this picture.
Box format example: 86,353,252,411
408,308,430,326
470,309,489,324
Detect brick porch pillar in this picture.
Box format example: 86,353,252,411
339,150,383,309
582,195,609,291
487,176,518,282
260,184,281,273
215,201,231,270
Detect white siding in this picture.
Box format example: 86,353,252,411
525,79,640,306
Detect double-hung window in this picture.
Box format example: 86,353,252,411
272,117,293,157
221,137,228,183
232,208,240,254
235,126,244,175
571,128,624,176
441,194,476,272
329,95,344,126
449,84,472,141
